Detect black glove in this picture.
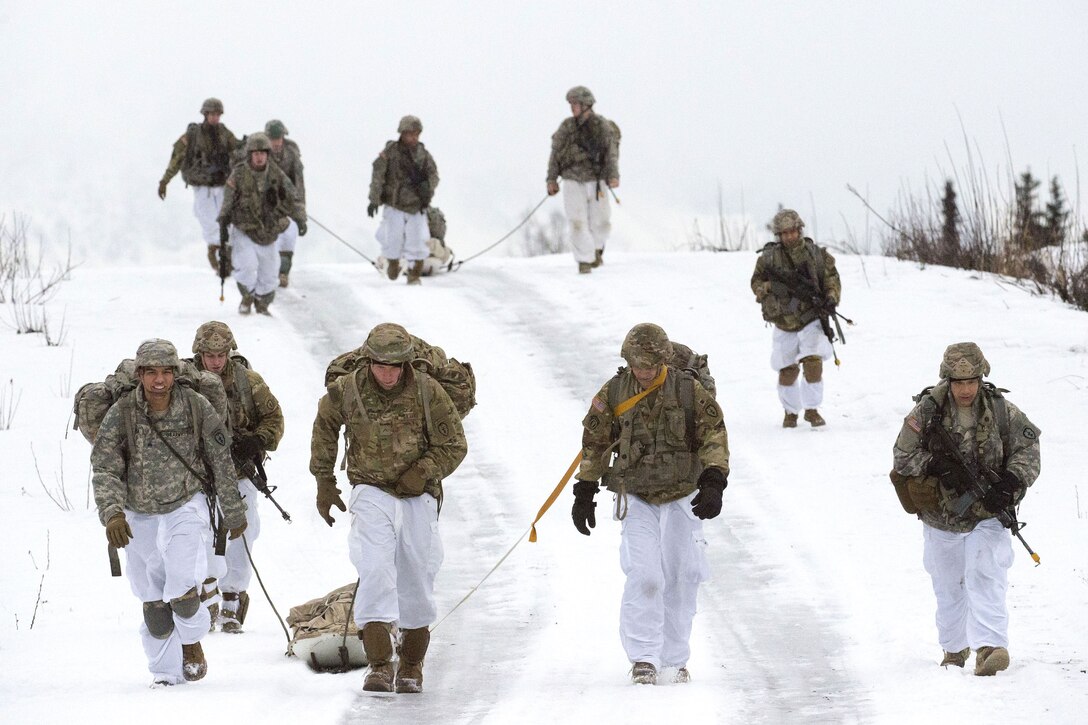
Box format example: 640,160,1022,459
571,480,599,536
297,220,307,236
219,223,230,245
982,470,1021,513
231,433,262,462
157,180,168,200
367,203,379,218
926,453,970,493
691,467,727,520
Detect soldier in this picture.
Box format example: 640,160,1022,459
218,132,307,315
158,98,241,272
190,321,284,633
367,116,440,285
265,119,306,288
309,323,467,693
546,85,621,274
750,209,841,427
572,323,730,685
91,339,247,687
892,343,1041,676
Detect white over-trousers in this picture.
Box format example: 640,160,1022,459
616,491,709,669
923,519,1013,652
231,229,280,296
562,180,612,264
376,208,430,263
348,485,443,630
277,218,299,255
124,494,212,684
770,319,834,413
192,186,225,247
206,478,261,595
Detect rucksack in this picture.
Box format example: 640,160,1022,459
184,354,256,429
667,342,716,399
324,335,476,420
73,359,228,445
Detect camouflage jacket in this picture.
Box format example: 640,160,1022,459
310,366,467,500
368,141,439,214
271,139,306,210
547,113,620,184
219,161,306,245
161,122,239,188
893,381,1041,533
91,386,246,528
751,238,841,332
578,367,729,505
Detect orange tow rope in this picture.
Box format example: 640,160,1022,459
528,366,668,542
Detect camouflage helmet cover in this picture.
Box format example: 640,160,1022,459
135,338,180,369
201,97,225,115
192,321,238,354
621,323,672,368
264,119,288,139
245,132,272,154
772,209,805,235
397,115,423,134
939,342,990,380
361,323,415,364
565,85,596,106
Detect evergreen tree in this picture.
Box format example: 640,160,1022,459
939,179,960,263
1013,170,1045,251
1044,175,1068,247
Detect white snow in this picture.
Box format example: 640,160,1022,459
1,251,1087,724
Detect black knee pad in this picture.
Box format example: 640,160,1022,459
778,365,800,386
143,601,174,639
801,356,823,383
170,587,201,619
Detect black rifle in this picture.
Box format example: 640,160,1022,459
232,450,292,523
763,266,853,346
927,418,1040,565
218,223,231,302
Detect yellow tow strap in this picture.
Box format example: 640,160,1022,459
528,366,668,542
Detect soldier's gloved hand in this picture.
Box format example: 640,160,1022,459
106,514,133,548
228,520,248,540
265,185,278,207
367,203,379,218
395,466,426,497
983,470,1022,513
824,293,837,310
571,480,599,536
316,480,347,527
231,433,262,462
157,180,168,200
754,280,771,302
219,223,230,245
546,181,560,196
925,453,969,492
297,220,308,236
691,467,727,520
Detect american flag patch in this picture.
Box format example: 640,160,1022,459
906,416,921,433
592,396,606,412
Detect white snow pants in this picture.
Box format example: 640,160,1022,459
770,319,834,413
192,185,225,247
376,208,429,263
922,519,1013,652
124,494,211,685
562,180,612,264
231,229,280,296
277,218,299,255
617,492,709,669
348,485,443,630
206,478,261,595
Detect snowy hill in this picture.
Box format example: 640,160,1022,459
2,251,1087,724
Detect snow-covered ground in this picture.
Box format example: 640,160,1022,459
1,250,1087,724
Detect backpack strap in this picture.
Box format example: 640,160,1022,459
416,370,434,439
677,372,696,448
232,363,258,423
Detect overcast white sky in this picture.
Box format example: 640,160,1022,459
2,1,1085,262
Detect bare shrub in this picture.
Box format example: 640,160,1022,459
0,212,78,336
0,378,21,430
518,209,569,257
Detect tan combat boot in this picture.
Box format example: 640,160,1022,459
361,622,395,692
631,661,657,685
182,642,207,681
940,647,970,668
395,627,430,693
237,283,254,315
578,262,593,274
386,259,401,281
673,667,691,684
974,646,1010,676
406,259,424,286
804,409,826,427
592,249,604,268
783,412,798,428
254,291,274,316
220,592,242,634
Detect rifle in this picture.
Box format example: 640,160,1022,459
762,266,854,365
927,416,1040,565
218,223,231,302
232,450,292,523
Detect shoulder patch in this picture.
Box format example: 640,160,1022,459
437,422,450,438
906,416,922,433
1022,426,1037,440
213,430,227,447
704,403,719,419
592,396,606,412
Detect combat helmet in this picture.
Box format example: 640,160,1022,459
135,339,180,370
245,132,272,154
264,119,288,139
192,321,238,355
201,97,225,115
771,209,805,235
398,115,423,134
565,86,596,106
621,323,672,368
939,342,990,380
361,323,415,364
